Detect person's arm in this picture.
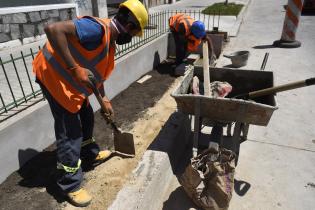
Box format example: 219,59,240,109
44,20,77,68
177,23,187,44
44,20,90,85
99,83,114,116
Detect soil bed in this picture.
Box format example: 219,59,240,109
0,64,179,210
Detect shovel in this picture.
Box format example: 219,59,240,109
87,74,135,158
235,77,315,99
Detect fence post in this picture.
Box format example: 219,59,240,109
273,0,304,48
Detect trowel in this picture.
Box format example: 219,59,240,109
87,73,135,158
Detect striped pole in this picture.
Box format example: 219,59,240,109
273,0,304,48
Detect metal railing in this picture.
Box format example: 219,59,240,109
0,10,215,123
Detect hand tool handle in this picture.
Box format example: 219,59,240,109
260,52,269,71
87,73,119,132
235,78,315,99
203,41,211,97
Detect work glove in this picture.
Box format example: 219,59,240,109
101,96,114,118
70,65,90,86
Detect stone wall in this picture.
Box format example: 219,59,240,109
0,6,76,43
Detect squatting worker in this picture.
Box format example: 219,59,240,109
169,13,211,66
32,0,148,207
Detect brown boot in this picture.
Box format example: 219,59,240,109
94,150,112,163
67,188,92,207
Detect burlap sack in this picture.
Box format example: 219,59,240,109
179,148,236,210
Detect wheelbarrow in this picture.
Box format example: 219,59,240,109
171,66,278,165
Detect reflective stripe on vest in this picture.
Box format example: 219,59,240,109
42,46,90,96
81,137,96,148
67,24,110,84
57,159,81,173
171,14,193,37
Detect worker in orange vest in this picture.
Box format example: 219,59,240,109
169,13,211,66
32,0,148,207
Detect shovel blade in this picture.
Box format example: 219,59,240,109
114,131,135,156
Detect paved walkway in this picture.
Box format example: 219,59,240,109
161,0,315,209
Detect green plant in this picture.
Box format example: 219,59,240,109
202,2,244,16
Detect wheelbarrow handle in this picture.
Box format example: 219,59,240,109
235,77,315,99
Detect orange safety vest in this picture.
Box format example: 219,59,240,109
169,13,201,52
33,17,115,113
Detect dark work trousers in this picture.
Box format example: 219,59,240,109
172,31,188,65
38,81,100,193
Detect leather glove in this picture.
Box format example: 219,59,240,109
102,96,114,118
69,65,90,86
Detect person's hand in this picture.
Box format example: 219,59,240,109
102,96,114,118
70,65,90,86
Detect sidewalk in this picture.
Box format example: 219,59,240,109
149,0,250,36
161,0,315,209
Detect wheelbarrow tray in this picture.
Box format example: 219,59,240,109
171,67,278,126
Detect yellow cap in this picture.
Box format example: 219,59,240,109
119,0,148,36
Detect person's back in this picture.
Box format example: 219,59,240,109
168,13,206,65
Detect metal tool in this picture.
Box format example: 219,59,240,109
87,73,135,158
260,52,269,71
235,77,315,99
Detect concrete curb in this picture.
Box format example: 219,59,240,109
229,0,252,37
108,112,192,210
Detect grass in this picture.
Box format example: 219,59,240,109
202,2,244,16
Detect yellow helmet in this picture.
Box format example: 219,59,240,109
119,0,148,36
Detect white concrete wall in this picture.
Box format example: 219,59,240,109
0,33,169,184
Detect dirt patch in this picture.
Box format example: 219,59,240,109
0,67,180,210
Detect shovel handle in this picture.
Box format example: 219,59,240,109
87,73,118,130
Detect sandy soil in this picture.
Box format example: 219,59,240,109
0,63,180,210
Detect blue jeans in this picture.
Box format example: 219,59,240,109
38,81,100,193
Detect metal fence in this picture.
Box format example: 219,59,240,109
0,10,215,123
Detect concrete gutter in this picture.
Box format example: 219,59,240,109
0,33,169,184
108,112,192,210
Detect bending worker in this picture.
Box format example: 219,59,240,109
32,0,148,207
169,13,212,66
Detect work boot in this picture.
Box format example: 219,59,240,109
94,150,112,163
67,188,92,207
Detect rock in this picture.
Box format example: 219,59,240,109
59,9,70,21
37,23,45,35
29,12,41,23
10,24,20,40
23,24,35,38
40,11,49,20
48,10,59,18
3,13,27,24
71,8,77,20
0,33,11,43
0,24,10,33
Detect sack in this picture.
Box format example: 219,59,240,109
179,148,236,210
